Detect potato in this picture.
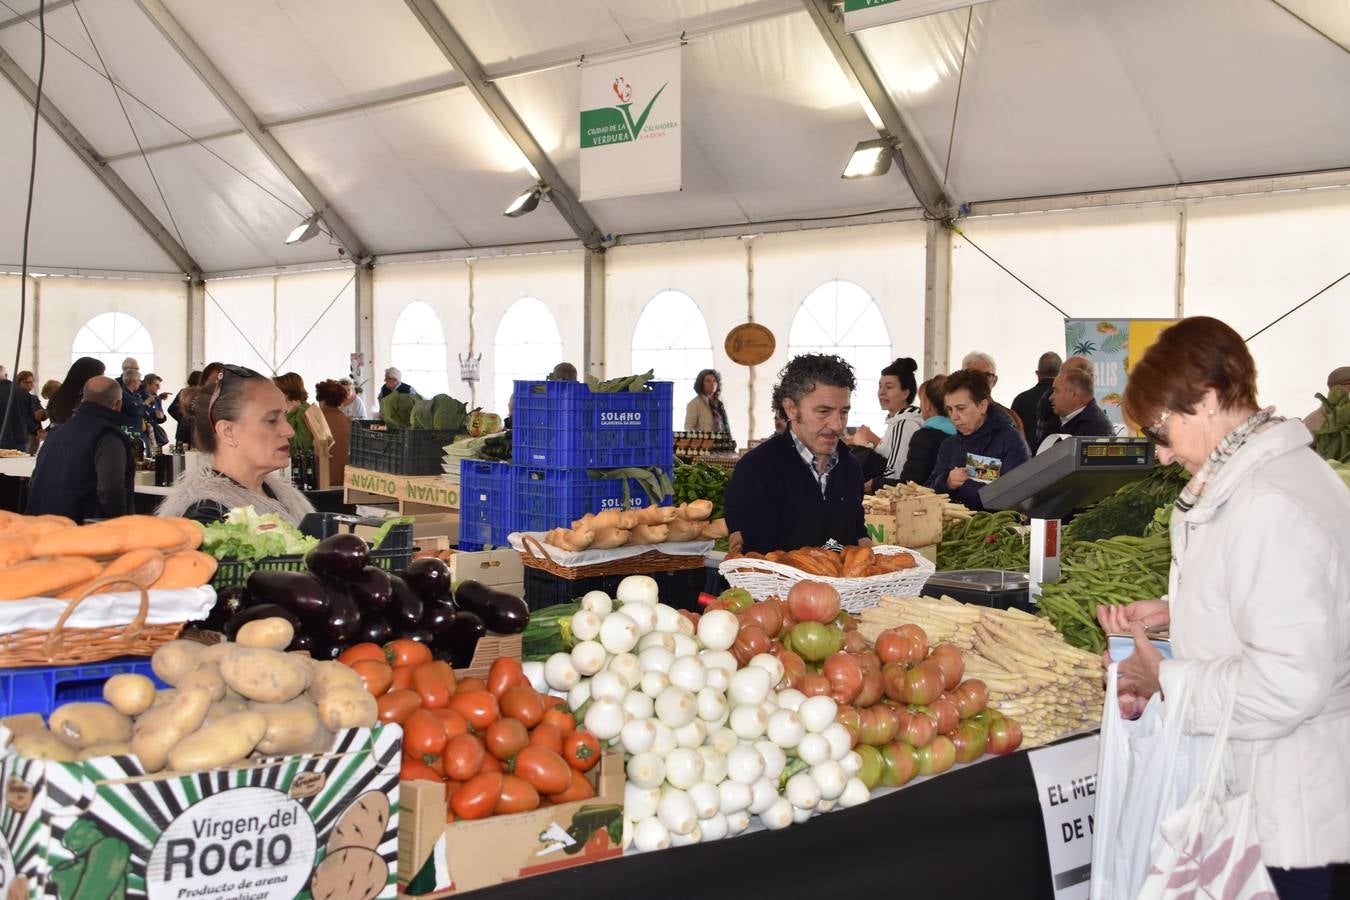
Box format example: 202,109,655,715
178,662,226,702
76,742,132,761
197,641,234,665
328,791,390,853
49,703,132,749
220,648,311,703
310,846,386,900
203,697,249,725
167,710,266,772
12,729,77,762
308,661,365,702
103,674,157,716
149,689,178,710
253,700,325,756
132,688,212,773
235,617,295,652
2,713,47,737
317,688,378,732
151,640,205,686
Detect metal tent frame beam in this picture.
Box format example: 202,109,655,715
401,0,605,250
0,0,78,32
0,46,201,277
133,0,371,263
802,0,952,218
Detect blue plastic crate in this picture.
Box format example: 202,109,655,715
511,380,675,470
458,459,513,550
0,657,168,719
512,465,672,534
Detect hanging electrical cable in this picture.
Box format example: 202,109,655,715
1245,270,1350,343
949,224,1070,319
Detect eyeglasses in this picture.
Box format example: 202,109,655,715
206,364,261,428
1142,409,1172,448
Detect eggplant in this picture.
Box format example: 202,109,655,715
386,575,424,630
286,632,314,654
358,613,394,646
200,585,249,631
441,611,487,669
305,532,369,580
348,566,394,613
400,627,435,647
224,604,301,641
401,557,452,603
308,639,345,661
420,599,457,642
323,589,361,644
453,580,530,635
246,570,331,620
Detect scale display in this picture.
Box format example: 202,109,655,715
980,436,1156,520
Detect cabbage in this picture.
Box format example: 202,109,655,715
431,394,467,431
410,398,436,430
380,392,416,428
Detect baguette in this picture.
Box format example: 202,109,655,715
628,524,670,545
665,518,703,543
589,525,631,550
0,557,104,600
152,550,219,590
700,519,728,540
636,505,677,526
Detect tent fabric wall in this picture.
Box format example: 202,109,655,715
373,260,471,404
0,275,37,377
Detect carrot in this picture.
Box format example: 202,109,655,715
152,551,218,590
0,557,104,600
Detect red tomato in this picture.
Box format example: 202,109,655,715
822,652,863,705
430,707,470,739
486,658,526,699
562,731,601,772
499,685,545,729
528,723,564,755
448,690,500,731
443,733,486,782
403,709,449,765
376,689,422,725
455,677,487,694
400,757,442,783
479,753,502,774
391,665,414,692
484,719,529,761
385,638,433,668
412,661,456,709
451,772,502,820
540,707,575,737
338,643,386,667
546,768,596,804
495,775,540,814
512,747,571,795
351,660,394,698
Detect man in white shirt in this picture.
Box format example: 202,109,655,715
338,378,368,419
1037,367,1114,453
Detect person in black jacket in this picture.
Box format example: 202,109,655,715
26,376,135,522
1037,367,1115,453
1012,351,1061,449
0,377,34,451
168,370,202,447
1034,354,1092,450
926,369,1030,511
378,367,418,402
898,374,958,485
725,354,869,555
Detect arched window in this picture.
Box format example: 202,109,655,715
787,280,893,430
389,301,450,399
631,290,715,407
71,312,154,374
494,297,563,416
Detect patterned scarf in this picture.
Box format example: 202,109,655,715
1175,407,1285,513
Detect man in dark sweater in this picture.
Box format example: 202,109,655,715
1034,355,1093,451
27,376,135,522
725,355,869,555
1036,367,1115,453
1012,351,1061,449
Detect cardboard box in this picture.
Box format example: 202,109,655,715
915,543,938,565
0,725,403,900
359,514,462,549
447,550,522,588
865,494,943,548
398,752,624,895
459,633,522,681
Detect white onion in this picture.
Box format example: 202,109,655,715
521,661,547,693
774,688,807,712
640,671,670,698
617,575,659,605
759,700,779,722
812,761,848,801
704,665,731,694
707,727,739,756
798,696,839,734
748,653,785,687
729,705,768,741
687,781,720,819
748,777,779,815
638,645,675,675
653,603,683,634
823,723,853,761
583,697,625,741
668,656,708,693
606,652,642,687
589,670,628,702
841,751,863,777
838,777,870,809
626,752,666,790
760,797,794,830
729,667,772,707
626,782,662,820
624,602,658,636
696,687,727,722
697,747,727,785
651,721,677,756
705,711,729,733
797,733,832,767
674,719,707,749
754,740,787,779
599,612,640,655
570,610,602,642
786,773,821,810
817,798,836,814
567,680,591,711
620,719,658,755
766,709,806,749
638,631,677,653
699,649,739,677
792,804,814,824
668,824,702,847
622,690,654,721
543,652,580,691
655,686,697,728
699,812,729,842
674,613,696,637
726,810,751,834
658,788,698,835
696,610,739,651
580,590,613,617
717,779,752,814
632,816,670,852
671,633,699,659
725,746,766,785
621,816,633,851
663,747,705,790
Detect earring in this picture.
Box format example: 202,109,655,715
1208,409,1215,417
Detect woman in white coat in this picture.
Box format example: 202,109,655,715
1100,316,1350,900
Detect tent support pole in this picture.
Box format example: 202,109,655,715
30,276,40,377
1173,205,1187,318
354,263,376,398
583,249,606,383
924,220,952,379
187,278,206,373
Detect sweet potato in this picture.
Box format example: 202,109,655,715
30,524,124,559
151,550,218,590
0,557,103,600
165,517,204,551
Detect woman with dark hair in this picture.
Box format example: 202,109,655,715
852,357,923,491
1098,317,1350,898
45,357,107,428
897,375,957,485
157,365,314,526
685,369,729,433
273,371,315,454
924,368,1029,511
314,379,350,488
168,369,202,447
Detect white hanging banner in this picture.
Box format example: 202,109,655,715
843,0,994,33
579,45,681,201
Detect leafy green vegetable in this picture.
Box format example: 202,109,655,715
410,398,436,430
381,392,416,428
1061,463,1189,544
200,506,318,562
431,394,467,430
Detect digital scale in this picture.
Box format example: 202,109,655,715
978,435,1156,601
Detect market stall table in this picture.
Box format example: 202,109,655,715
0,454,34,512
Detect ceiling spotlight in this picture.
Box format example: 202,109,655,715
504,184,544,218
285,212,321,245
841,138,894,179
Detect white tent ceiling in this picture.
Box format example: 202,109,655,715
1,0,1347,275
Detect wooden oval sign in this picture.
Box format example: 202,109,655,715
725,323,776,366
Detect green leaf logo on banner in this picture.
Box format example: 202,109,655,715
580,82,669,149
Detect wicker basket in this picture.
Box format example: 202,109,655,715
519,534,705,581
718,545,936,613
